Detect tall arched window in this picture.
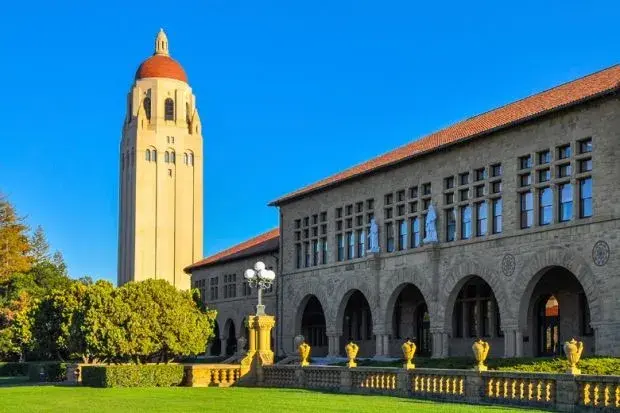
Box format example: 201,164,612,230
170,151,176,164
164,98,174,121
145,149,151,162
152,149,157,162
164,151,170,163
184,153,188,165
189,153,194,166
143,97,151,120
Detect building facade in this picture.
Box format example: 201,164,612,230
188,65,620,359
186,229,279,356
118,30,203,289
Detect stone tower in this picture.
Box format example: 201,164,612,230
117,29,203,289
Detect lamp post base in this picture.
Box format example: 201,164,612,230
255,304,266,316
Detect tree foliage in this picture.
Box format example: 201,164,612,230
0,195,32,284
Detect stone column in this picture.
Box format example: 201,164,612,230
515,330,523,357
503,329,516,358
373,334,390,358
383,334,390,357
327,333,342,357
431,330,449,358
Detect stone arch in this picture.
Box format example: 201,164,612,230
438,259,511,332
222,318,236,340
294,293,328,336
328,277,376,332
381,268,434,333
515,246,602,331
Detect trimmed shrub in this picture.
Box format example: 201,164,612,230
0,362,29,376
82,364,185,388
27,362,67,382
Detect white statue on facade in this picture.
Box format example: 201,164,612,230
369,218,380,253
423,202,438,244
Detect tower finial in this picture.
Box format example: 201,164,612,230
155,29,169,56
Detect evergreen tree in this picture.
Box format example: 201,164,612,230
29,226,50,266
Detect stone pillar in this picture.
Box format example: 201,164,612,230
327,333,342,357
431,330,450,358
503,329,516,358
383,335,390,357
515,330,523,357
373,334,390,358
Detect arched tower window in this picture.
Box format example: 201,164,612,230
164,151,170,163
170,151,176,164
143,97,151,120
164,98,174,121
152,149,157,162
184,153,188,165
145,149,151,162
189,153,194,166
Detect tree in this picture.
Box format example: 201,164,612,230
51,251,68,277
29,226,50,266
0,195,32,285
0,291,36,361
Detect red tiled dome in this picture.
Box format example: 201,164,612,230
135,54,187,83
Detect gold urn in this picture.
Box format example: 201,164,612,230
298,341,311,367
345,342,359,368
472,339,490,372
401,340,417,370
563,338,584,375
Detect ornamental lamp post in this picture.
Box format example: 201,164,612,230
244,261,276,316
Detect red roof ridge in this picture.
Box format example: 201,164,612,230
185,228,279,272
270,64,620,206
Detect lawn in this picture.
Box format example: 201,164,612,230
0,384,549,413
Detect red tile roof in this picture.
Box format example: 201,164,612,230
135,54,188,83
185,228,279,272
270,64,620,206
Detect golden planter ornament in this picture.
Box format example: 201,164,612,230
401,340,417,370
564,338,584,375
345,342,359,368
472,339,490,371
298,341,311,367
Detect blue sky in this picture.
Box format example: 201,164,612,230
0,0,617,283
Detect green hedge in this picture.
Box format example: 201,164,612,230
27,362,67,382
82,364,185,388
0,362,29,376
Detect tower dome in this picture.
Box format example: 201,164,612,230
135,29,188,83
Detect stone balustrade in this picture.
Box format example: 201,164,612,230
260,364,620,412
183,364,245,387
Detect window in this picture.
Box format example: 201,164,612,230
385,223,395,253
337,234,344,261
539,187,553,225
345,204,353,215
579,138,592,154
321,238,328,264
398,220,407,250
385,194,393,205
520,192,533,228
459,172,469,186
538,150,551,164
460,206,472,240
152,149,157,162
320,211,327,222
367,199,374,209
312,239,319,266
188,153,194,166
459,188,469,201
558,144,571,159
397,190,406,202
519,174,531,187
491,181,502,194
209,277,219,301
538,169,550,183
346,232,354,259
170,151,176,164
475,168,486,181
397,205,405,216
579,178,592,218
164,98,174,120
167,169,172,177
410,217,420,248
474,184,486,198
295,244,302,269
579,159,592,173
145,149,151,161
520,155,532,169
491,164,502,177
184,153,188,164
409,187,418,199
357,230,365,258
422,183,431,196
165,151,170,163
355,202,363,213
444,176,454,189
559,183,572,222
446,209,456,242
223,274,236,299
143,97,152,120
476,202,487,236
557,163,571,178
492,198,502,234
385,208,393,219
445,193,454,204
304,242,310,267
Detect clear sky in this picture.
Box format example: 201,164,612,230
0,0,617,283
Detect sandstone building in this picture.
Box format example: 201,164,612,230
188,64,620,359
118,30,203,290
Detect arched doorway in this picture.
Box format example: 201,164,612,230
449,276,503,357
523,266,593,357
389,284,430,357
340,290,374,357
299,295,328,356
210,320,222,356
224,319,237,356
